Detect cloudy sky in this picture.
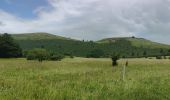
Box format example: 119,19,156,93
0,0,170,44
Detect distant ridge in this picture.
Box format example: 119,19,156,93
11,32,170,57
11,32,76,41
11,32,170,48
97,37,170,49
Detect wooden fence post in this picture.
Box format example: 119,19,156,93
122,65,126,81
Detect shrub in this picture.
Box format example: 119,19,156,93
23,50,29,57
70,55,74,59
156,56,162,59
163,56,167,59
50,54,64,61
111,53,120,66
26,53,35,60
64,53,74,58
26,48,49,62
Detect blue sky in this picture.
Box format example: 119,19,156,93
0,0,170,44
0,0,50,19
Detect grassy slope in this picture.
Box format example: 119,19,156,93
12,33,170,48
0,58,169,99
12,32,75,41
127,38,170,49
97,37,170,49
12,33,170,49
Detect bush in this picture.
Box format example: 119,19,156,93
156,56,162,59
25,49,65,62
163,56,167,59
111,53,120,66
26,48,49,62
70,55,74,59
50,55,64,61
26,53,35,60
23,50,29,57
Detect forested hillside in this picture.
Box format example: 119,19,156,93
12,33,170,58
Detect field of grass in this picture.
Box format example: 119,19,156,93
0,58,169,100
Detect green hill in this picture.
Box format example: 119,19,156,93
97,37,170,49
127,38,170,49
12,32,75,41
12,33,170,58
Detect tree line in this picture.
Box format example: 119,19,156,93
15,37,170,58
0,33,170,62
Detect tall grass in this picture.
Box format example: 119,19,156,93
0,58,169,100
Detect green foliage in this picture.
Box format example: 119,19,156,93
0,33,22,58
143,51,147,56
164,56,167,59
23,50,29,57
26,48,65,62
87,49,104,58
12,33,170,58
156,56,162,59
143,50,148,58
50,54,64,61
160,48,164,54
70,54,74,59
131,52,135,56
111,53,120,66
26,48,49,62
168,49,170,56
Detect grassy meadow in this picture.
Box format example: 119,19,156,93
0,58,169,100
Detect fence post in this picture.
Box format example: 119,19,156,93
122,65,126,81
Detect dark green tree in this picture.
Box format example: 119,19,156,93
168,49,170,56
143,50,147,57
131,52,135,57
160,48,164,55
111,53,120,66
0,33,22,58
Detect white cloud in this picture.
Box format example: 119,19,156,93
0,0,170,44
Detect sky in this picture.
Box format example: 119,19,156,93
0,0,170,44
